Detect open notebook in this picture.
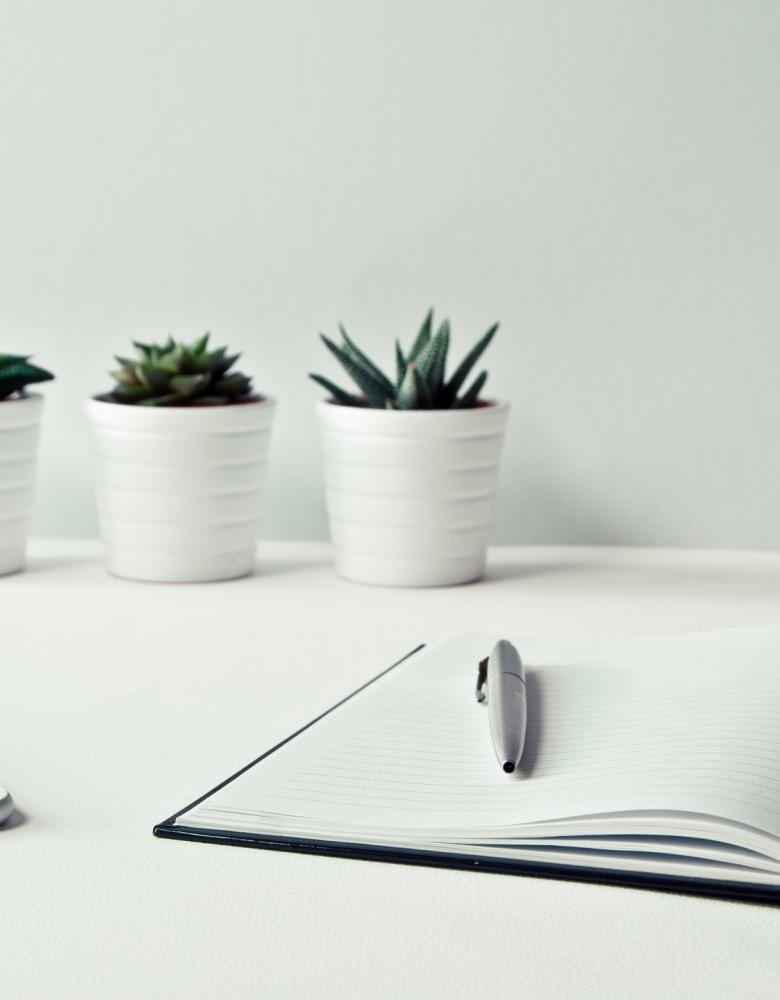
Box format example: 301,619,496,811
155,629,780,902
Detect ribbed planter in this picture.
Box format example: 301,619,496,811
0,394,44,576
86,397,275,583
317,400,509,587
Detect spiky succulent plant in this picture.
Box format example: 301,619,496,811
309,310,498,409
0,355,54,401
99,335,256,406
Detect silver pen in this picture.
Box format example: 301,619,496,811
475,639,527,774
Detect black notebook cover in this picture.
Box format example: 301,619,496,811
154,644,780,905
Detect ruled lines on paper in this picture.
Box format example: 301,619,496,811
190,630,780,841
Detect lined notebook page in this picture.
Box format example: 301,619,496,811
181,629,780,851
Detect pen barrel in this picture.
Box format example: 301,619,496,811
488,674,527,769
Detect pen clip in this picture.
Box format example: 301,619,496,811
475,657,488,702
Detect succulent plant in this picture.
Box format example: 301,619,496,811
309,310,498,409
0,355,54,401
99,334,256,406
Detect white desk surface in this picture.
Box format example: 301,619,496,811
2,540,780,999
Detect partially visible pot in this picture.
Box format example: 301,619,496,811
86,397,275,582
0,394,44,576
317,400,509,587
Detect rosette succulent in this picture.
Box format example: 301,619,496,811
98,334,255,406
309,309,498,409
0,355,54,401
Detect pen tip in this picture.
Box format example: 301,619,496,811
502,761,516,774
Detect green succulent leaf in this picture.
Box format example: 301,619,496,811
103,334,254,406
428,320,449,398
110,367,139,387
113,383,151,402
414,325,448,387
169,373,209,397
0,358,55,400
155,345,181,374
413,366,433,408
199,348,233,373
214,373,252,398
308,373,362,406
135,363,171,393
311,310,498,411
455,369,488,408
179,346,198,374
319,334,391,408
133,341,155,360
394,340,406,387
408,308,433,363
396,364,419,410
339,325,395,398
191,332,210,356
440,323,498,407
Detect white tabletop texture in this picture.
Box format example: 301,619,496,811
2,540,780,1000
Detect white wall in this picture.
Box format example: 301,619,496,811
2,0,779,547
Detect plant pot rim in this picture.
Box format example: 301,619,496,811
86,393,275,412
316,398,507,417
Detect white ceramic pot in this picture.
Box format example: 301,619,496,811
317,400,509,587
86,397,275,582
0,394,44,576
